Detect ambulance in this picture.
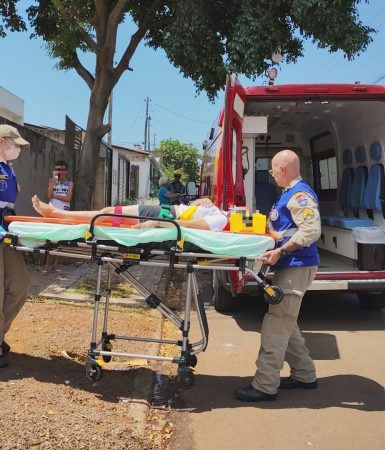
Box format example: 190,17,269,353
200,73,385,311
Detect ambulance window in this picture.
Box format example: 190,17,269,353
310,132,337,200
319,156,337,189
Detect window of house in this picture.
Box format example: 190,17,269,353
117,156,130,203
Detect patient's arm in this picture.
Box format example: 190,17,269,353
189,197,213,207
133,218,210,230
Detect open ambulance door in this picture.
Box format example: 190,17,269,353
213,74,248,311
213,74,247,210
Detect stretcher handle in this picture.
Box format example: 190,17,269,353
88,213,182,241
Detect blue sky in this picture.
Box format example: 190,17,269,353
0,1,384,151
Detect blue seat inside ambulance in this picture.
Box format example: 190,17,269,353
362,142,385,215
255,170,277,215
350,165,367,210
322,148,373,228
363,164,382,210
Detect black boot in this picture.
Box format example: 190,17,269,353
235,385,277,402
279,377,318,390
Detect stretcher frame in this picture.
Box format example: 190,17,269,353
4,213,282,386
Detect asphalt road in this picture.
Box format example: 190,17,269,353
172,290,385,450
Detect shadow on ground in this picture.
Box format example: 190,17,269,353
176,373,385,412
1,352,154,404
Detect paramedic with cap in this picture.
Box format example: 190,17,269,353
235,149,321,402
0,124,30,368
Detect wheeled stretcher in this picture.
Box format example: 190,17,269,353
3,214,282,386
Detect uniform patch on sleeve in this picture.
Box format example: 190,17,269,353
302,207,315,220
294,193,309,206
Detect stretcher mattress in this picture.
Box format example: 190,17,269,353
8,221,275,258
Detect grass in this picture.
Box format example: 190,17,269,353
67,278,134,298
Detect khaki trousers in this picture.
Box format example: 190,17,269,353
0,244,29,353
252,265,318,395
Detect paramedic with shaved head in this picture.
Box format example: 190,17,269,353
235,149,321,402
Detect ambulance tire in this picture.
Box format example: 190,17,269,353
213,271,237,312
357,292,385,311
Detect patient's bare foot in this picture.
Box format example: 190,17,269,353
32,195,56,217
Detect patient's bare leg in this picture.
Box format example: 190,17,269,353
32,196,57,217
32,195,115,220
32,195,141,222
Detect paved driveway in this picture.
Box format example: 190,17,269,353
173,292,385,450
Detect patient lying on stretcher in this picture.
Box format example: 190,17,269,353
31,195,228,231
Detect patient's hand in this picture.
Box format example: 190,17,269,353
192,197,213,207
132,220,159,229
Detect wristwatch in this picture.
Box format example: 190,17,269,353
279,246,289,256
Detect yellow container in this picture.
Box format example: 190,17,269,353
252,212,266,234
229,212,245,232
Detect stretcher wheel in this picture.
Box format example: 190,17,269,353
263,285,283,305
186,354,198,368
102,340,113,363
178,367,194,388
85,360,103,382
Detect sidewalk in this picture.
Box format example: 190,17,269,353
27,257,164,306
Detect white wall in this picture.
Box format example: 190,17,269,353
135,158,151,199
111,146,152,203
0,86,24,124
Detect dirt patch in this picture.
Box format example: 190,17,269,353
1,299,163,449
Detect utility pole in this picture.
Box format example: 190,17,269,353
144,97,151,151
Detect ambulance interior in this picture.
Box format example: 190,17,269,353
242,99,385,273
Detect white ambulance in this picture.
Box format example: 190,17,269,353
200,74,385,311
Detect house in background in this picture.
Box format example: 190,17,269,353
112,144,161,205
0,86,24,124
1,86,162,210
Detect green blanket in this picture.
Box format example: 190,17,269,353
8,222,274,258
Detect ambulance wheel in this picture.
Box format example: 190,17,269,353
102,340,112,363
213,271,237,312
178,367,194,388
357,292,385,311
264,285,283,305
85,360,103,382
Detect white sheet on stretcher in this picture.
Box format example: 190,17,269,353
8,222,275,258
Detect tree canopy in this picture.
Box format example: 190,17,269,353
0,0,26,37
0,0,375,208
25,0,375,100
157,139,201,182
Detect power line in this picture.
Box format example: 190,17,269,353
153,102,211,126
151,117,205,137
309,3,385,79
371,73,385,84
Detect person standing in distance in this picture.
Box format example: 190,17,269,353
235,149,321,402
45,161,73,272
0,124,30,368
47,161,73,211
169,170,185,205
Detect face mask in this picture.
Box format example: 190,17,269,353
5,146,21,161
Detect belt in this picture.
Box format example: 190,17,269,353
0,201,15,209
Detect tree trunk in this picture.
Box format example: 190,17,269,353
73,91,109,210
